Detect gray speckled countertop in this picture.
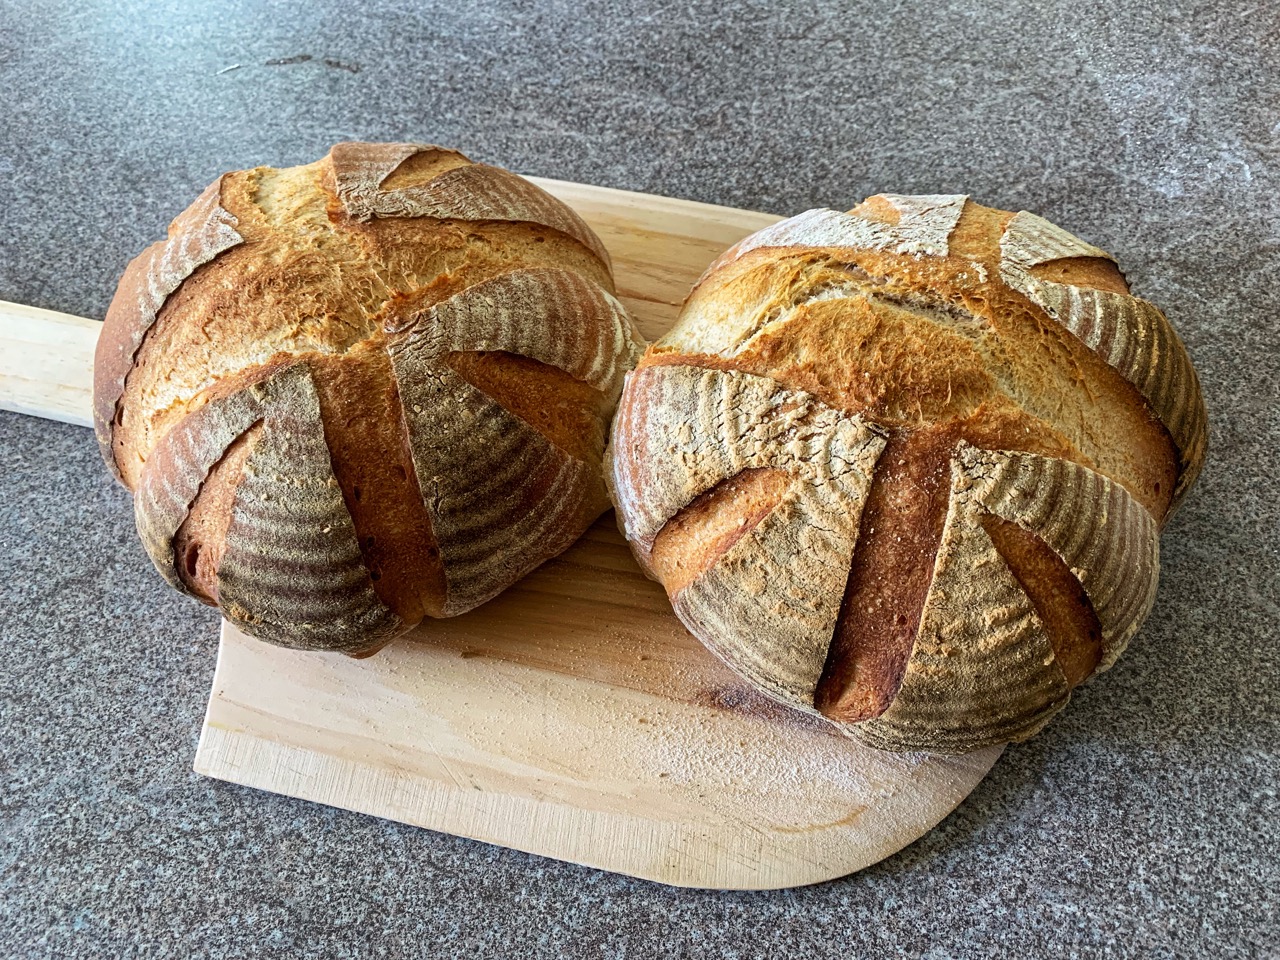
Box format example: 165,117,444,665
2,1,1277,956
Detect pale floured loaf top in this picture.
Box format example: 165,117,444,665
97,142,645,653
607,194,1206,752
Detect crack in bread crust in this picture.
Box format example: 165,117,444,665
853,466,1072,753
648,467,791,595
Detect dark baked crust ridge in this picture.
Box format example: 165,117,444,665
135,362,403,650
999,211,1208,512
961,444,1160,672
816,426,961,724
383,262,644,615
307,347,445,625
94,176,243,480
329,141,611,265
979,512,1103,689
853,471,1073,753
608,364,887,558
328,141,469,217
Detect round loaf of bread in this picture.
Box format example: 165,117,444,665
96,142,643,654
607,195,1207,752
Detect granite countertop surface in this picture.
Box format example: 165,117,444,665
1,0,1277,956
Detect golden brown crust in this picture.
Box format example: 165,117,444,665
95,176,242,481
388,334,610,617
446,352,607,465
307,346,444,623
133,366,275,597
608,195,1203,752
648,468,791,595
853,471,1072,753
815,425,962,723
102,142,644,652
960,444,1160,673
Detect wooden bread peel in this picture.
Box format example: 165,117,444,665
0,178,1001,889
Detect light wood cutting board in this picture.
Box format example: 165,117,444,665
0,176,1002,889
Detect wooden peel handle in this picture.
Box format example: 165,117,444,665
0,300,98,427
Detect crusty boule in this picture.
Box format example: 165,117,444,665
96,142,644,653
607,194,1206,752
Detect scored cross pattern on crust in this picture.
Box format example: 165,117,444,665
386,268,637,615
610,194,1195,751
610,364,887,707
613,365,1162,750
117,143,643,651
855,443,1160,751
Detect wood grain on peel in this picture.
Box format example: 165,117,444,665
201,594,1004,887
